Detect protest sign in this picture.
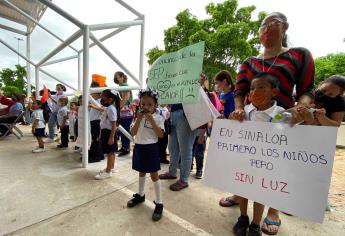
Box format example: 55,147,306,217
183,87,220,130
204,119,338,223
147,42,205,104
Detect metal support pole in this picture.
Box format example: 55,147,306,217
139,15,145,88
89,33,141,86
36,0,85,29
89,85,141,93
78,52,82,91
40,69,78,91
82,26,90,167
37,30,82,66
0,38,36,66
114,0,143,18
26,33,31,97
41,55,78,67
89,20,143,31
35,67,39,100
3,0,79,52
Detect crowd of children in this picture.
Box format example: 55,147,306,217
25,69,344,230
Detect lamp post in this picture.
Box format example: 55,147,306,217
14,37,24,65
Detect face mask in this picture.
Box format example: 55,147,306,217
260,29,281,48
315,90,333,104
249,90,271,107
100,99,110,107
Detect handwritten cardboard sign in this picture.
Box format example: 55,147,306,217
183,87,220,130
204,120,338,223
147,42,205,104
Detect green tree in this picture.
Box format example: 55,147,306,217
146,0,266,86
314,53,345,86
0,64,28,97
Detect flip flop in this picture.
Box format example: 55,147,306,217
261,217,281,235
219,196,239,207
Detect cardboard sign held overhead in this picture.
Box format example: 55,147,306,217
147,42,205,104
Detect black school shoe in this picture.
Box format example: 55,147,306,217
152,201,163,221
118,150,130,157
57,144,68,148
127,193,145,208
233,215,250,236
247,223,262,236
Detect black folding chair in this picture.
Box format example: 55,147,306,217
0,111,24,139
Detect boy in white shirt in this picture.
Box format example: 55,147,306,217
57,96,69,148
31,100,46,153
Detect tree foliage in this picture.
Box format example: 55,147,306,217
0,64,28,97
146,0,266,84
314,53,345,86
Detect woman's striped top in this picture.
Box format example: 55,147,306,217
235,47,315,109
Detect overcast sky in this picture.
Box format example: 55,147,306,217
0,0,345,93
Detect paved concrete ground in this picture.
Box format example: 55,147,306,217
1,126,344,236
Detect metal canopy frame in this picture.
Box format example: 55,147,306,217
0,0,145,167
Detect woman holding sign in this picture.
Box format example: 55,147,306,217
220,12,315,235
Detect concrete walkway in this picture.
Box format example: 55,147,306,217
0,126,344,236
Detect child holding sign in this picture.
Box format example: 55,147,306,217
230,73,292,236
127,88,165,221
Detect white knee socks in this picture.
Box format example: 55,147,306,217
138,176,146,196
153,180,162,204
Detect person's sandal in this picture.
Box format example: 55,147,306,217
219,196,240,207
169,180,188,191
127,193,145,208
159,172,177,180
233,215,250,236
261,217,281,235
152,201,163,221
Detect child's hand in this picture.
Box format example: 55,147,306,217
137,112,145,120
108,137,114,145
297,106,314,125
197,135,204,144
314,108,326,121
229,109,245,122
145,112,153,121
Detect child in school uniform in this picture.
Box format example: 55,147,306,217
69,102,78,141
127,88,165,221
94,89,121,180
31,100,46,153
56,96,69,148
229,72,311,236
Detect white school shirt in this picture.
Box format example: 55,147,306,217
244,101,285,122
57,106,69,126
134,110,165,145
89,98,102,121
31,109,45,129
100,104,117,130
51,93,64,112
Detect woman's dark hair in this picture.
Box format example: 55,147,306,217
252,72,280,88
102,89,121,121
114,71,128,84
214,70,235,91
324,75,345,94
266,12,288,47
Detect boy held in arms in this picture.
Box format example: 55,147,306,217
229,72,314,236
31,100,46,153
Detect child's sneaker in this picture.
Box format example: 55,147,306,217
247,223,262,236
94,170,112,180
152,201,163,221
127,193,145,208
103,168,115,173
32,147,45,153
233,215,249,236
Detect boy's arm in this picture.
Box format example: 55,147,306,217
32,119,38,134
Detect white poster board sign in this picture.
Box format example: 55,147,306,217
183,87,220,130
204,119,338,223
